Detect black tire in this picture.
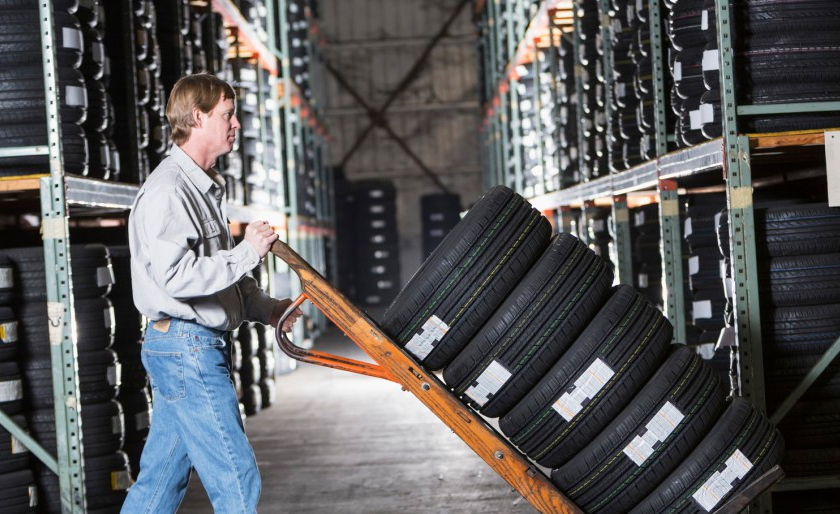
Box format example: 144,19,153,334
260,377,276,408
0,307,19,362
444,234,613,418
0,414,31,474
0,66,86,125
0,362,24,415
243,383,262,416
0,255,13,305
119,387,151,443
0,468,37,514
240,355,262,385
500,285,673,468
760,253,840,307
0,11,83,69
630,397,785,513
82,451,131,509
381,186,551,370
75,296,115,351
776,399,840,449
0,123,89,177
762,304,840,356
28,400,124,457
553,346,727,513
758,204,840,257
690,288,726,331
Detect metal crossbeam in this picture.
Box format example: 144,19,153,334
334,0,470,170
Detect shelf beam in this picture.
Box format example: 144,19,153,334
738,101,840,116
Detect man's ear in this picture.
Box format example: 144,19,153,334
192,108,204,128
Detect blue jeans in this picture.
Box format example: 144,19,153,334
121,319,260,513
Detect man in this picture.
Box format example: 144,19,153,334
122,73,301,513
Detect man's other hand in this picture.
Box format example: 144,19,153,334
270,298,303,333
244,220,279,258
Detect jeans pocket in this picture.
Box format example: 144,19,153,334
142,350,186,401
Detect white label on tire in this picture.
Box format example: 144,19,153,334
96,265,115,287
0,379,22,402
623,401,685,466
0,321,18,344
112,415,122,435
464,360,512,407
701,10,709,31
690,109,702,130
11,433,29,454
724,277,735,299
92,41,104,64
684,217,693,238
615,82,626,99
136,411,151,431
674,61,682,82
693,300,713,321
104,307,114,330
62,27,83,51
638,273,649,289
703,49,720,72
107,363,121,386
700,103,715,125
65,85,87,107
111,470,132,491
552,359,614,422
0,268,12,288
719,259,728,280
688,256,700,276
29,486,37,507
404,315,449,360
692,449,753,511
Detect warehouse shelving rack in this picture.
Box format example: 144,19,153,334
0,1,329,511
476,0,840,509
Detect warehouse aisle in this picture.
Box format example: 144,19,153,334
177,327,537,513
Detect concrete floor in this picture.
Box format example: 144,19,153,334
177,327,537,513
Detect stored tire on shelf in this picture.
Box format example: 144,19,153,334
0,414,30,474
81,451,131,510
243,383,262,416
260,377,276,408
381,186,551,371
28,401,124,458
0,66,87,125
0,468,37,514
444,233,613,418
119,387,151,443
0,256,12,306
0,362,23,415
0,10,83,69
630,397,784,514
553,346,726,513
500,285,673,468
760,253,840,307
762,303,840,356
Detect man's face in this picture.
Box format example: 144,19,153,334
198,94,240,160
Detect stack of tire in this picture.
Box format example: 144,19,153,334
735,0,840,133
577,0,607,180
107,246,150,481
155,0,191,95
585,206,614,268
238,63,265,207
333,169,357,301
420,193,461,261
536,50,561,193
260,68,283,209
632,203,664,309
138,1,169,170
683,195,730,384
235,319,275,417
251,263,278,409
203,11,230,80
698,0,722,139
719,203,840,483
556,37,580,187
515,63,543,199
1,245,131,513
0,1,89,177
0,254,37,514
78,0,122,181
352,181,400,307
286,0,311,100
668,0,716,147
380,185,783,512
609,0,644,171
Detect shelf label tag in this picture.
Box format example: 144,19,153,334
404,315,449,360
702,50,720,72
826,131,840,207
692,449,753,511
48,302,64,345
623,401,685,466
0,268,12,289
701,10,710,31
730,187,754,209
553,358,614,422
464,360,512,407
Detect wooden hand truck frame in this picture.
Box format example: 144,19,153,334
270,241,783,514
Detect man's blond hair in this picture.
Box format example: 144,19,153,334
166,73,236,146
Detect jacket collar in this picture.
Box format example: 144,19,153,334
171,145,224,194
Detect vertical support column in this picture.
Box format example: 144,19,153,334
658,179,686,344
547,14,563,191
598,0,615,172
38,1,85,511
611,194,634,284
572,2,589,180
532,44,546,197
648,0,668,156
